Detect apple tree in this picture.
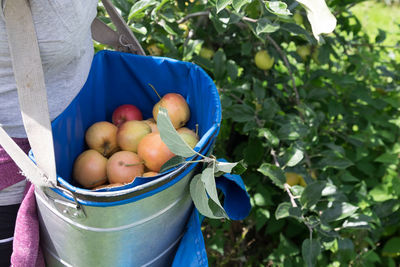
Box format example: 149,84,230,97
96,0,400,266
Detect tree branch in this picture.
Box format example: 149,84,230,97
266,34,301,106
177,11,210,24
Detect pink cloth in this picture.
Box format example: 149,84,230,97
0,138,31,191
0,139,44,267
11,184,44,267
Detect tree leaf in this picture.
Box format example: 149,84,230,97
128,0,158,20
201,163,229,218
157,107,196,157
275,202,303,220
265,1,291,16
300,181,326,208
257,163,286,189
159,156,186,173
258,128,279,147
232,0,251,12
283,147,304,167
302,239,321,267
213,49,227,80
256,18,280,34
216,0,232,13
190,174,225,219
320,202,359,223
215,161,238,173
382,237,400,257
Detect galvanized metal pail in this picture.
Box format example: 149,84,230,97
33,50,222,267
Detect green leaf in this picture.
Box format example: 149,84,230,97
265,1,291,16
159,156,185,173
201,163,229,218
257,163,286,189
128,0,158,20
213,49,227,80
190,174,224,219
275,202,303,220
256,18,280,34
302,239,321,267
258,128,279,147
382,237,400,257
300,181,326,209
320,202,359,223
342,214,372,229
215,161,238,173
231,160,247,175
232,0,251,12
283,147,304,167
375,28,386,43
216,0,232,13
225,104,255,123
157,107,196,157
226,60,238,80
374,152,398,164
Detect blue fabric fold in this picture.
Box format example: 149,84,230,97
172,163,251,266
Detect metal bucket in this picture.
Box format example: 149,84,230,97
35,169,194,267
33,51,222,266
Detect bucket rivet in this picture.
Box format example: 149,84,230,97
63,209,68,214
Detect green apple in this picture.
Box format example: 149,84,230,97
293,11,303,25
296,45,311,61
199,47,215,60
254,50,274,70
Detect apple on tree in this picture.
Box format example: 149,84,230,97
254,50,274,70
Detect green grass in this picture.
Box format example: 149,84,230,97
351,1,400,46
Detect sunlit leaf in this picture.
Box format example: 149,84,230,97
157,107,196,157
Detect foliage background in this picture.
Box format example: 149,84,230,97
96,0,400,266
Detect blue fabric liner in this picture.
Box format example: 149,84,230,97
173,171,251,266
46,50,221,203
38,50,251,265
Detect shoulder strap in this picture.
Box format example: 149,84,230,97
2,0,57,187
92,0,145,55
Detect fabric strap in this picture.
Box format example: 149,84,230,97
2,0,56,187
0,0,144,188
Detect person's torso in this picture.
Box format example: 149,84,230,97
0,0,98,137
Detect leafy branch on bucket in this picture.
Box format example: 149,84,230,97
156,107,246,219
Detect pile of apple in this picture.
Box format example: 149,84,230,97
72,93,199,190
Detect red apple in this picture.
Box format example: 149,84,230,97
137,132,175,172
107,151,144,184
112,104,143,127
153,93,190,129
85,121,119,157
73,149,108,189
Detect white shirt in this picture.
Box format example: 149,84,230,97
0,0,98,137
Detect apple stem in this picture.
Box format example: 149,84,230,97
195,124,199,136
125,161,145,167
148,83,162,100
